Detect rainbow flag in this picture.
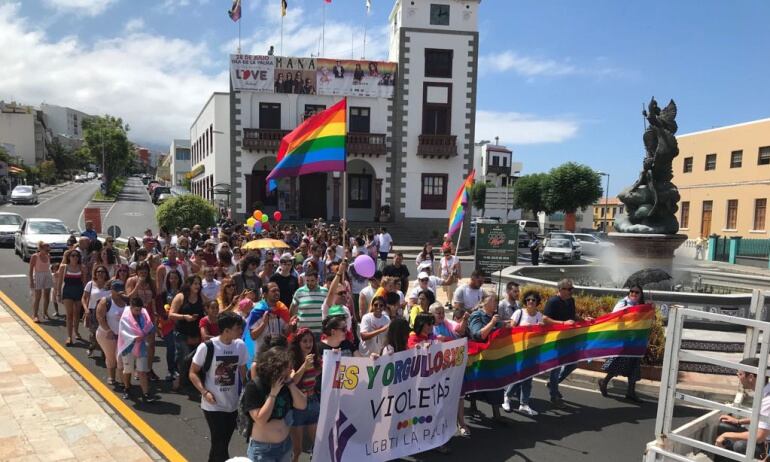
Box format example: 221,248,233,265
267,98,346,192
447,170,475,238
462,304,654,394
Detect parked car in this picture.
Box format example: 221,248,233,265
151,186,170,204
156,192,173,204
74,174,88,183
0,213,23,245
10,185,38,205
147,181,161,193
542,238,579,263
544,232,582,259
572,233,614,256
141,177,150,185
518,220,541,236
14,218,71,261
87,172,96,180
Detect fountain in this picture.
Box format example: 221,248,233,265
607,97,687,278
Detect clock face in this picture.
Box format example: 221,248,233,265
430,4,450,26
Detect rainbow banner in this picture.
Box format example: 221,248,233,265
462,304,654,394
447,170,475,238
267,98,346,192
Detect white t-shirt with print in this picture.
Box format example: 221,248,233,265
452,284,483,309
512,309,543,327
192,337,248,413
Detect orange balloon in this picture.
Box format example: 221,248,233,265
253,210,263,220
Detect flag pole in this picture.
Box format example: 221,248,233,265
342,97,348,252
238,19,241,53
280,15,284,55
322,2,326,56
454,219,464,257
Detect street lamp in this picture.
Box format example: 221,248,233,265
596,171,610,232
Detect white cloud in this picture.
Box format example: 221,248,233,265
475,110,579,145
123,18,144,33
43,0,118,16
480,50,619,78
0,3,226,145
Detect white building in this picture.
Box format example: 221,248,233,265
0,101,50,165
471,141,523,221
190,93,230,206
169,139,191,186
221,0,480,232
40,103,91,147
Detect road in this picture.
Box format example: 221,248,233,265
0,179,703,461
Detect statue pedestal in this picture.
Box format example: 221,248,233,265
605,233,688,283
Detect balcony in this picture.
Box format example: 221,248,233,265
486,164,511,176
347,132,387,157
417,134,457,158
242,128,290,151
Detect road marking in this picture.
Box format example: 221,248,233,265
104,200,117,220
0,290,186,462
0,274,27,278
34,182,88,208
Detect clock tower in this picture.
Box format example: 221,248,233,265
387,0,481,240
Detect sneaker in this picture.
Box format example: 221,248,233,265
147,370,160,382
142,393,159,403
502,397,512,412
122,390,130,400
518,404,538,416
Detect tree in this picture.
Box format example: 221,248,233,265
39,161,56,184
156,194,217,231
0,145,12,164
513,173,550,216
81,115,131,189
543,162,602,231
469,181,487,217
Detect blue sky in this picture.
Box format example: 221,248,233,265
2,0,769,194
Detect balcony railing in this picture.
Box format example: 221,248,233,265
417,134,457,158
347,132,386,157
242,128,290,151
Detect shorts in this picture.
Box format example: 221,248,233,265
247,437,292,462
291,395,320,427
121,354,149,373
33,272,53,290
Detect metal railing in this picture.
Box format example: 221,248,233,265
652,289,770,461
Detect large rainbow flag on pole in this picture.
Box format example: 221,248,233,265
266,98,347,192
447,170,475,238
462,304,654,394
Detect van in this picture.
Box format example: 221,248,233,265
518,220,540,236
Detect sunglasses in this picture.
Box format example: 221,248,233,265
525,298,537,303
337,291,348,296
280,261,292,264
629,290,641,294
96,270,108,275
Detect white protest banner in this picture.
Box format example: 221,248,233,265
230,54,275,92
312,339,467,462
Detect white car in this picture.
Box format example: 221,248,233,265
572,233,615,256
0,212,22,245
14,218,71,261
87,172,96,180
544,232,583,259
10,185,38,205
542,238,579,263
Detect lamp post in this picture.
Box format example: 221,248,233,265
596,171,610,232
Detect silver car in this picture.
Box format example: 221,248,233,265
15,218,71,261
0,213,22,245
10,185,38,205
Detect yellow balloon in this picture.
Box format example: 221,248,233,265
246,217,256,227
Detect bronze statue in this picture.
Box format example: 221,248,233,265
615,97,681,234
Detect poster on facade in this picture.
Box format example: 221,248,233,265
474,223,519,278
230,54,275,92
273,56,318,95
316,58,396,98
312,339,467,462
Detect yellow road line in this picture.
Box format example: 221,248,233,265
0,290,186,462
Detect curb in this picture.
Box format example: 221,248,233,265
563,367,738,403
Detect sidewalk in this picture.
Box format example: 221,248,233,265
0,301,160,462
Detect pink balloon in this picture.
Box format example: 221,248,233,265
354,255,376,279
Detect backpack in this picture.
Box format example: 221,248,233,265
181,340,214,388
236,381,254,440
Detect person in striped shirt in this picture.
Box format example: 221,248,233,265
290,269,328,336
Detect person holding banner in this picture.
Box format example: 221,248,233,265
467,292,507,424
598,285,646,403
242,347,307,462
408,312,436,348
408,290,436,327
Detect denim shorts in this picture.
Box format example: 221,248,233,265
291,394,320,427
247,437,292,462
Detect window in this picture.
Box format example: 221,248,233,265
726,199,738,229
175,148,190,161
425,49,453,78
502,156,508,167
422,83,452,135
259,103,281,130
349,107,371,133
304,104,326,120
683,157,693,173
754,199,767,231
680,201,690,228
421,174,447,209
348,174,372,208
491,156,499,167
429,4,450,25
730,150,743,168
705,153,717,171
759,146,770,165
